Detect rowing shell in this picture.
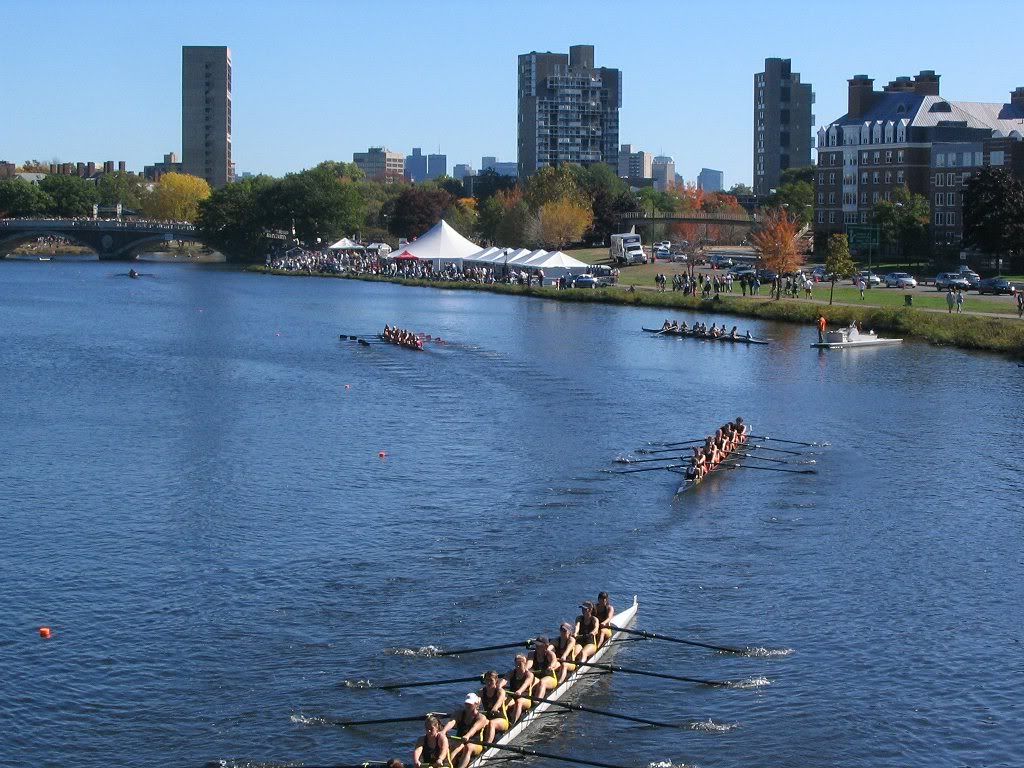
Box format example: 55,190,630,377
642,327,770,345
674,438,749,496
468,596,640,768
379,334,424,351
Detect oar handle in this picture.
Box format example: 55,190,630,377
726,464,816,475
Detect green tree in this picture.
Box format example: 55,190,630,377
0,177,53,216
264,166,366,245
96,172,146,210
766,180,814,226
431,175,466,199
471,169,517,201
779,167,815,186
872,185,929,265
727,182,753,197
37,174,98,217
443,197,478,239
478,195,506,243
523,165,586,212
963,166,1024,267
198,175,278,261
824,234,856,305
387,186,453,240
571,163,635,243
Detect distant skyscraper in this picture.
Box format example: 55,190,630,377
618,144,653,181
353,147,404,182
517,44,621,178
652,156,675,192
453,164,475,181
697,168,724,193
405,148,427,182
427,153,447,180
754,58,813,197
481,156,518,177
182,46,233,188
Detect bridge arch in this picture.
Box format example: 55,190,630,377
0,230,100,257
0,218,211,260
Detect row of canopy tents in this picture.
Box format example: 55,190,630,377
372,220,591,277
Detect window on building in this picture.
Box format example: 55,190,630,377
831,154,838,165
897,150,904,162
860,212,868,223
885,172,892,184
885,151,893,163
948,192,957,206
861,152,869,164
947,173,955,186
861,192,868,204
948,212,956,226
861,172,868,184
936,174,944,187
935,212,943,225
829,173,836,184
885,192,891,200
948,154,957,167
873,192,879,203
974,151,983,165
990,150,1005,165
873,151,880,163
872,172,879,183
935,193,943,207
817,210,824,223
829,192,835,204
818,192,824,204
936,154,945,167
962,152,972,166
897,171,904,184
962,172,970,183
818,173,824,184
829,211,836,223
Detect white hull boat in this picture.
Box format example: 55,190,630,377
811,326,902,349
468,596,639,767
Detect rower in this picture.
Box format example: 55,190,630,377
445,693,489,768
593,592,615,647
413,714,450,768
528,635,560,700
552,622,578,684
733,417,748,444
679,320,688,332
729,325,738,338
670,320,679,331
506,653,535,724
745,330,752,340
479,670,509,743
662,318,672,330
574,602,601,662
686,446,704,480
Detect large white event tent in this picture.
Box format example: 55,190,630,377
395,220,480,269
327,237,364,250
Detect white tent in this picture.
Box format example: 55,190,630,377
507,249,545,267
394,220,480,268
464,247,501,263
524,250,590,274
366,242,392,256
328,237,364,250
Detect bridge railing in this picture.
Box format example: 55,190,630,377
0,217,197,233
618,210,754,223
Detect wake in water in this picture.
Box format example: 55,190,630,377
725,676,772,689
289,713,330,726
742,646,794,658
342,678,373,688
648,761,698,768
685,718,739,732
386,645,442,657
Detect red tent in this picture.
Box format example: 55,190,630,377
394,250,419,261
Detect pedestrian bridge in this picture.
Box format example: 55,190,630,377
0,218,206,260
617,210,757,227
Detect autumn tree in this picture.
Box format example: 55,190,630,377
142,172,211,221
538,198,593,250
824,234,856,305
524,165,586,212
387,186,453,240
750,208,802,279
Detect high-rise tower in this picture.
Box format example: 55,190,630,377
182,46,233,189
754,58,813,197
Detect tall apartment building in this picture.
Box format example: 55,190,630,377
652,156,675,192
617,144,653,182
697,168,724,192
754,58,813,198
427,153,447,180
405,148,427,182
353,147,405,183
182,46,233,188
814,72,1024,250
517,44,621,178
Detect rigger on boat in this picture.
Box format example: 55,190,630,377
677,418,749,494
411,594,639,768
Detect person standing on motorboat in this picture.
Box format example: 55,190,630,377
817,315,827,343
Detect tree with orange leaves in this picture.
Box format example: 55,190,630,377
750,208,803,277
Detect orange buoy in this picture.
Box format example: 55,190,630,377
39,627,52,639
378,451,387,459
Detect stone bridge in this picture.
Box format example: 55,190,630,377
0,218,206,260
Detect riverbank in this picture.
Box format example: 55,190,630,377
248,266,1024,356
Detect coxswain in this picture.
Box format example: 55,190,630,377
479,670,509,743
507,654,535,724
593,592,615,647
413,715,450,768
528,634,560,700
445,693,489,768
745,330,752,340
553,622,578,684
384,324,391,338
574,602,601,662
128,268,139,279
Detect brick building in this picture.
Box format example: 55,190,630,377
815,72,1024,252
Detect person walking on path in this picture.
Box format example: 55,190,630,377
955,288,965,314
858,277,866,300
817,315,827,343
946,288,955,313
1017,291,1023,318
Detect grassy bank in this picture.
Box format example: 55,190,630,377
248,266,1024,356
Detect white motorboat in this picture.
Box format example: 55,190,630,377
811,324,902,349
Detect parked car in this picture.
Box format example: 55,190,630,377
883,272,918,289
654,240,672,250
709,255,734,268
976,277,1017,295
756,269,778,282
935,272,971,291
852,270,882,287
811,266,828,282
590,265,617,286
959,267,982,288
569,273,598,288
654,247,671,259
729,268,756,280
671,253,689,263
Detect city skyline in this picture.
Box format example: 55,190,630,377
5,0,1023,186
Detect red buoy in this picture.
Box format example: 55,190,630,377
39,627,52,639
378,451,387,459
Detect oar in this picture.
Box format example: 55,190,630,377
744,444,802,456
437,640,533,656
370,674,484,691
733,452,810,466
749,435,824,447
572,659,732,686
726,463,816,475
450,735,642,768
635,445,703,455
328,712,448,728
613,626,747,654
651,437,707,449
510,690,679,728
605,464,684,475
613,454,685,464
206,763,392,768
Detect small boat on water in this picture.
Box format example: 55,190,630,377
380,333,424,351
810,325,902,349
468,597,639,768
674,435,748,496
642,327,770,345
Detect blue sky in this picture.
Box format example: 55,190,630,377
5,0,1023,186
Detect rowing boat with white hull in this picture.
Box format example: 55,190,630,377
674,436,749,496
467,596,640,768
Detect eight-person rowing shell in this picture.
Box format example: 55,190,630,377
685,417,748,483
382,324,424,350
659,319,754,340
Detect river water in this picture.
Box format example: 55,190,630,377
2,261,1021,768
